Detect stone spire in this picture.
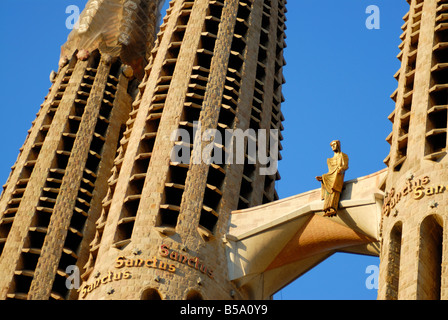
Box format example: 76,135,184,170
379,0,448,300
61,0,166,79
80,0,285,300
0,0,162,300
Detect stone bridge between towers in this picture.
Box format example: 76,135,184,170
225,169,386,299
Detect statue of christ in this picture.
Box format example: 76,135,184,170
316,140,349,217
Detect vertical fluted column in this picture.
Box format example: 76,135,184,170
0,0,162,300
81,0,286,301
379,0,448,301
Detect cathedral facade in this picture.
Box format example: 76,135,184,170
0,0,446,300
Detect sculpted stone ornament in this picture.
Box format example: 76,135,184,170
58,56,69,70
316,140,349,217
122,65,134,78
77,49,90,61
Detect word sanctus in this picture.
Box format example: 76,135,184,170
79,255,177,298
79,270,131,298
160,244,214,279
382,176,448,216
115,255,176,273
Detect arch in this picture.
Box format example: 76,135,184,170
141,288,162,300
417,214,443,300
385,221,402,300
185,289,203,300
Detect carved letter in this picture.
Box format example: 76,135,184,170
80,286,87,298
115,256,126,269
125,258,134,267
113,272,122,281
101,275,109,284
159,261,167,270
159,244,170,257
414,186,424,200
170,250,178,261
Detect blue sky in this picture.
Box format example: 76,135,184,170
0,1,409,299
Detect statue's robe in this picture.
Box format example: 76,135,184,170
321,152,349,213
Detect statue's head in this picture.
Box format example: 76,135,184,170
330,140,341,152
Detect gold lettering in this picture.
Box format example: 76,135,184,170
109,247,215,282
382,205,390,216
125,258,134,267
115,256,126,269
402,186,409,196
101,275,109,284
169,250,178,261
81,286,87,298
422,176,430,185
81,270,133,298
113,272,122,281
414,186,424,200
425,187,434,196
194,257,200,270
178,254,188,264
159,244,170,257
145,259,153,268
389,188,395,197
414,180,422,188
151,257,158,268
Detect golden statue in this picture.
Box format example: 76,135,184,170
316,140,349,217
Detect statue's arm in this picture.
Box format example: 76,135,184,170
340,154,349,172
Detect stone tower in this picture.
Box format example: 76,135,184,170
0,0,162,300
379,0,448,300
80,0,285,300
